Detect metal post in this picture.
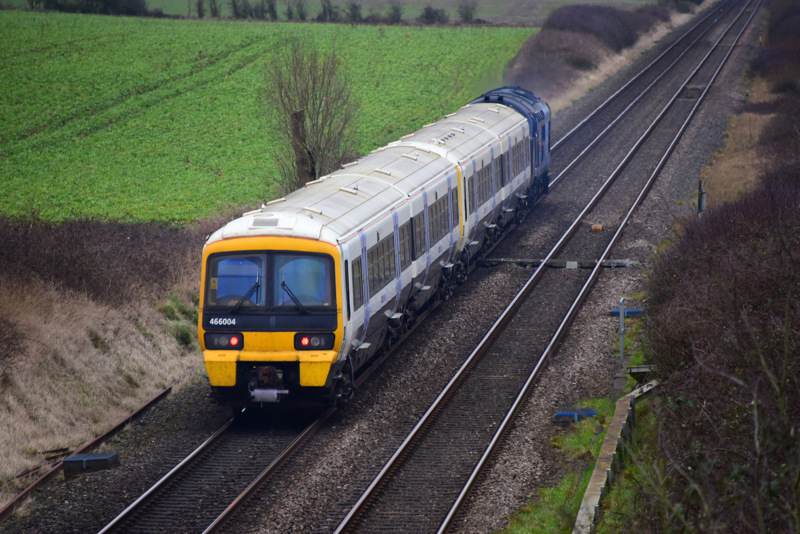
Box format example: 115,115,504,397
698,180,706,217
619,297,625,365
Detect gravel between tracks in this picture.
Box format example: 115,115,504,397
1,6,764,533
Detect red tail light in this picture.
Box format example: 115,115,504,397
204,333,243,349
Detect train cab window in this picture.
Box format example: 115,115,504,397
206,254,265,308
270,253,334,309
206,252,335,312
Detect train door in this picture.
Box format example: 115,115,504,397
354,231,370,355
389,211,402,320
490,146,498,223
445,172,458,265
468,160,478,245
530,118,537,180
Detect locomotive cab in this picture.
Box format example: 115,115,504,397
199,235,345,408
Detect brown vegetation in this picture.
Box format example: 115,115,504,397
628,0,800,530
505,4,683,109
0,216,213,307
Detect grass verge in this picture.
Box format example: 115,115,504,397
499,397,615,533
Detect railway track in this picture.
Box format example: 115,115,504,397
331,1,760,531
97,415,321,534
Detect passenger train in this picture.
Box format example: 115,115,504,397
198,87,551,410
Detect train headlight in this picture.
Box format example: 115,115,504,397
294,333,334,350
205,333,244,349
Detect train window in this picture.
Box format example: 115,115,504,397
439,197,448,238
382,239,389,285
366,236,396,294
206,254,265,308
375,247,381,289
386,239,395,282
477,164,491,204
434,202,438,240
270,253,334,309
466,167,477,216
352,257,363,310
495,155,505,187
413,212,426,258
510,139,525,177
368,248,378,291
510,142,517,177
206,252,336,312
440,198,447,239
399,222,412,269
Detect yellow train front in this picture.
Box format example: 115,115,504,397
199,226,347,411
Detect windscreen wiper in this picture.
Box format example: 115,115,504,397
281,281,309,314
230,281,259,315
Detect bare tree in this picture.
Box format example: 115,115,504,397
295,0,306,19
264,39,358,192
286,0,306,19
418,4,447,24
386,0,402,23
346,1,362,22
457,0,476,23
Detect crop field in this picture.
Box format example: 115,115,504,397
1,0,656,25
0,10,535,222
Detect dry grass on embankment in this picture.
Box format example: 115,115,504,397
702,77,797,207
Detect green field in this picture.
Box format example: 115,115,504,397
0,10,535,222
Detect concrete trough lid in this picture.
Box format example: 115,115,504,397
63,452,119,479
555,407,597,423
609,307,643,317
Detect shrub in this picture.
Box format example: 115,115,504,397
208,0,219,17
386,0,402,24
644,169,800,531
544,5,639,53
346,2,362,22
316,0,340,21
418,4,448,25
457,0,476,24
505,28,608,94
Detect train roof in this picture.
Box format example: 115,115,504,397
206,96,531,247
